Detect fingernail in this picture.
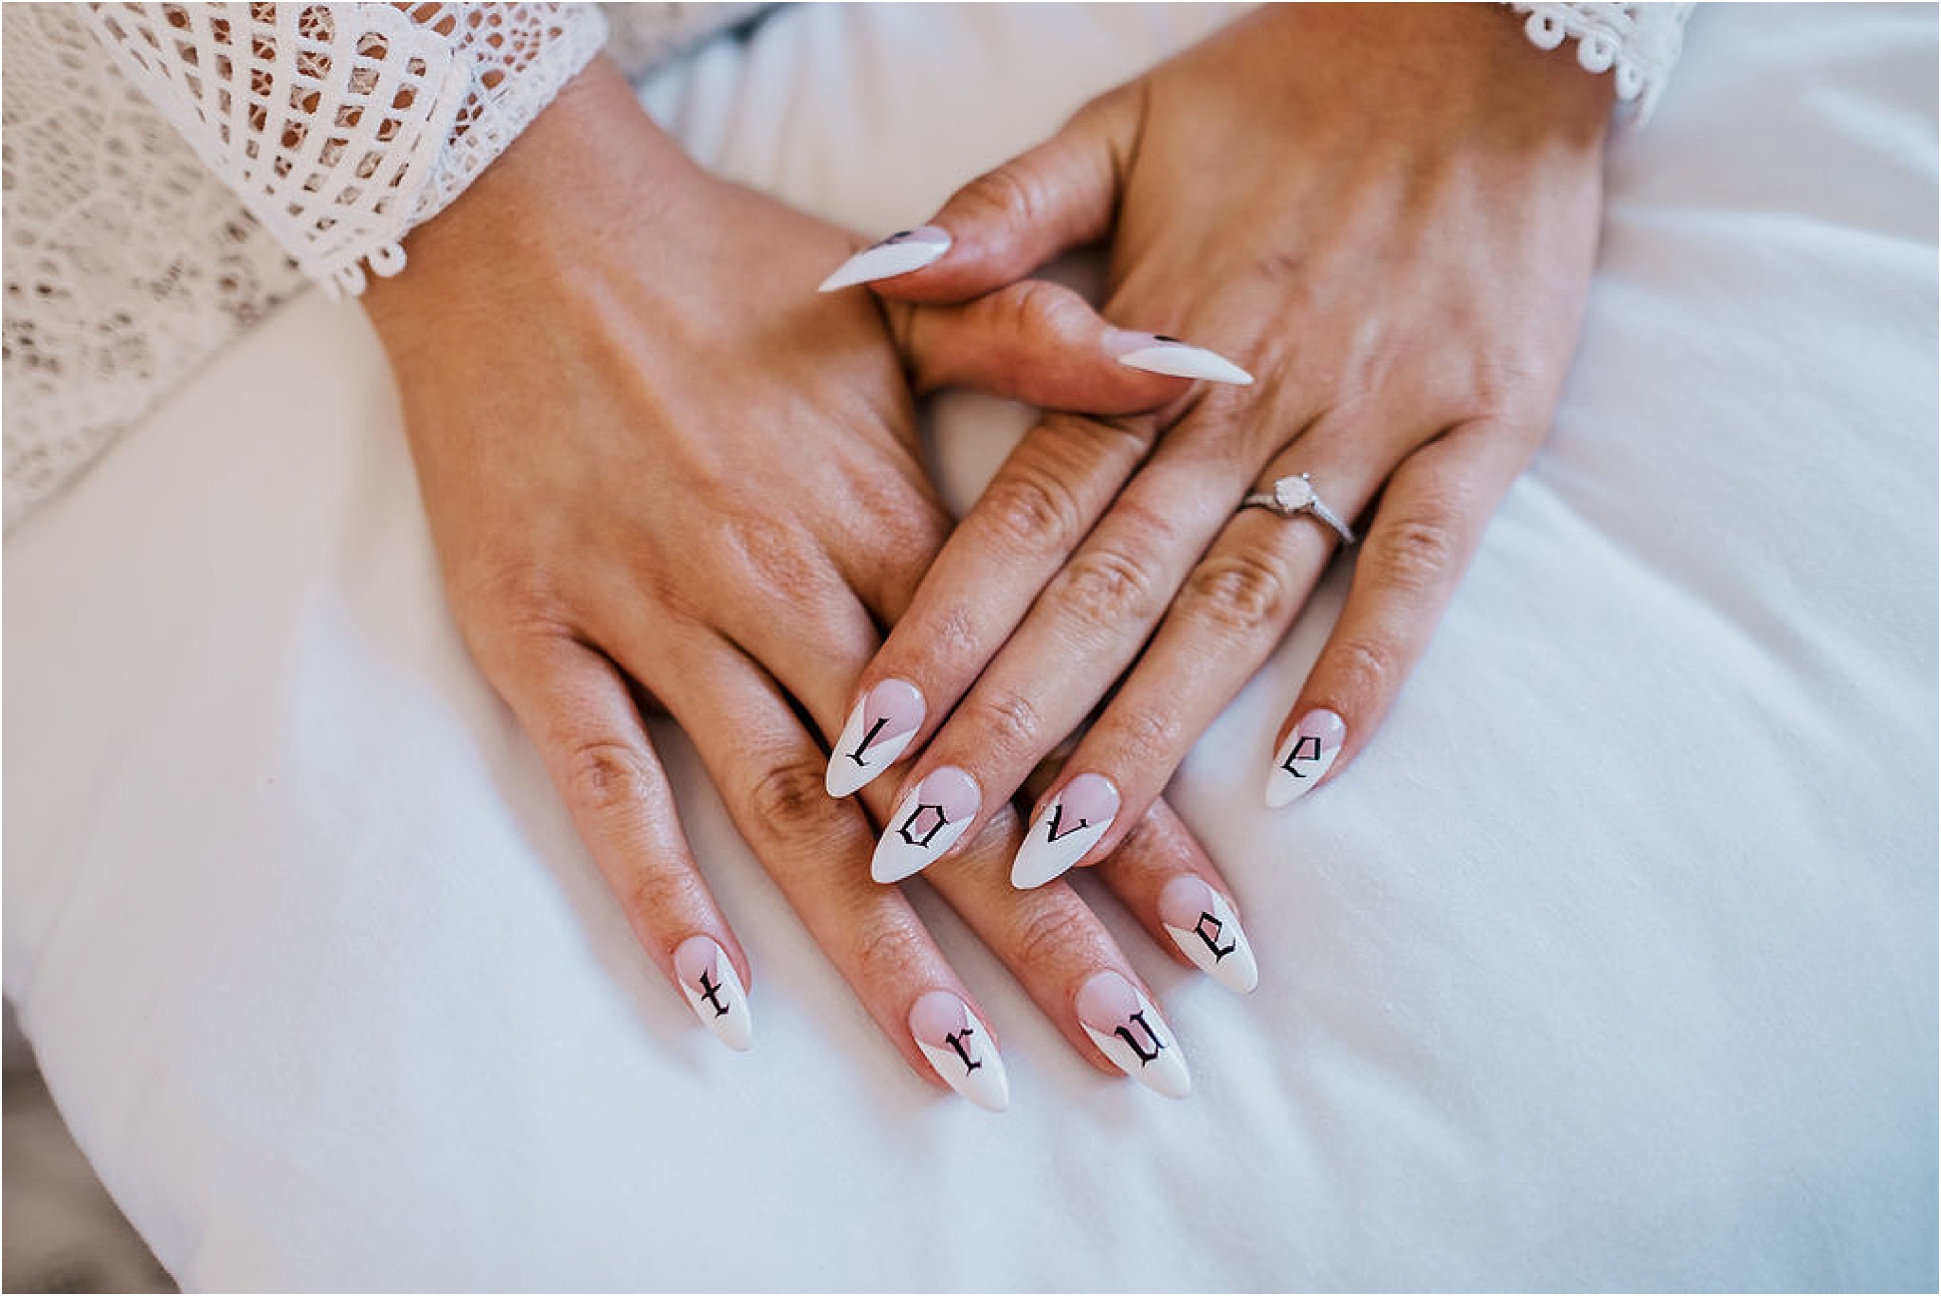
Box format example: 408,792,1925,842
1076,971,1190,1098
871,766,980,884
1011,772,1119,889
826,678,925,798
1106,330,1254,385
817,226,951,292
909,989,1009,1112
674,935,752,1052
1264,708,1346,808
1159,876,1259,994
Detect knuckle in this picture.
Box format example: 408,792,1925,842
968,686,1045,762
1365,514,1459,595
1015,904,1095,972
1045,543,1165,631
620,865,704,927
956,163,1041,229
747,756,838,829
714,511,826,597
1104,705,1181,773
1180,550,1294,637
851,915,922,988
562,739,656,819
976,466,1083,555
1328,635,1396,701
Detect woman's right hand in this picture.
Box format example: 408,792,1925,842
362,61,1261,1105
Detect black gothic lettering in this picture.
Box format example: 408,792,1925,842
1193,912,1236,961
845,716,891,768
1279,734,1323,778
1044,803,1090,843
1113,1011,1166,1065
945,1027,983,1074
696,969,731,1018
897,804,949,848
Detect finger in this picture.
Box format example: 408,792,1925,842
1022,755,1260,995
1020,434,1386,882
648,635,1011,1110
816,84,1139,303
824,409,1157,807
1265,420,1529,807
488,633,754,1051
879,450,1242,883
889,278,1252,416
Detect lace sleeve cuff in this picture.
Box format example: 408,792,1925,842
85,3,609,299
1509,2,1696,122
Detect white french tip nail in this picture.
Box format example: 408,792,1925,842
825,679,924,798
870,766,981,884
1010,773,1119,890
1076,971,1192,1099
1160,878,1259,995
1264,708,1346,809
674,936,753,1052
1115,338,1253,385
910,991,1009,1112
817,227,951,292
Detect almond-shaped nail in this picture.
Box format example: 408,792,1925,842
674,935,752,1052
1011,772,1119,890
1264,708,1345,809
1159,876,1259,994
1107,330,1253,385
909,989,1009,1112
817,226,951,292
1075,970,1191,1098
871,766,980,884
826,678,925,798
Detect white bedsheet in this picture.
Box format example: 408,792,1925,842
6,3,1936,1289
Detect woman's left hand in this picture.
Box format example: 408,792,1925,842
822,3,1614,886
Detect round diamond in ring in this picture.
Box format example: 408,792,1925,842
1240,473,1357,545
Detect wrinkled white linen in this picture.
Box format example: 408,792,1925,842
5,4,1934,1289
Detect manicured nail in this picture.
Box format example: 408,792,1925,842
674,935,752,1052
1264,708,1346,808
817,226,951,292
909,989,1009,1112
1106,329,1253,385
1076,971,1190,1098
1159,876,1259,994
826,679,925,798
871,766,980,884
1011,772,1120,889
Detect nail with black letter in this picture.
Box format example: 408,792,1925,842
871,766,981,884
1159,876,1258,993
826,678,925,798
817,227,952,292
674,935,752,1051
1011,772,1119,889
1075,970,1191,1098
909,989,1009,1112
1265,708,1345,808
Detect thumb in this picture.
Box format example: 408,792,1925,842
819,85,1140,304
892,279,1253,415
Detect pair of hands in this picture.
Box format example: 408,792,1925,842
364,5,1609,1106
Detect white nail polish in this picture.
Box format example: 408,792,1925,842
871,766,982,884
826,679,925,798
817,226,951,292
1111,333,1254,385
1264,709,1346,809
1011,773,1119,890
1076,971,1191,1099
909,990,1009,1112
674,935,752,1052
1159,876,1259,994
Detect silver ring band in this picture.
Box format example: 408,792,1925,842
1240,473,1356,545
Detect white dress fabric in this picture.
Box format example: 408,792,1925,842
4,3,1934,1290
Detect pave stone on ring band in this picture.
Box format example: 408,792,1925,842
1240,473,1357,545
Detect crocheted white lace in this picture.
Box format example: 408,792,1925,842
1512,2,1695,118
1,1,1688,531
